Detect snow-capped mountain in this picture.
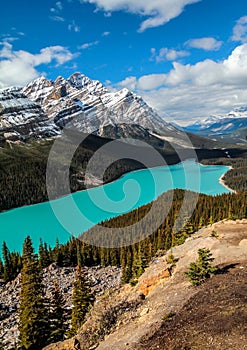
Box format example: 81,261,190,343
0,87,60,144
22,72,181,139
1,72,190,148
182,107,247,143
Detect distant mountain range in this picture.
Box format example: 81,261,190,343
180,107,247,144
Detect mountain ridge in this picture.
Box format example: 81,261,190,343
181,107,247,144
22,72,180,138
1,72,245,148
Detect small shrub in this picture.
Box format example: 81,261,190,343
129,279,138,287
211,230,219,238
185,248,217,286
166,253,179,266
162,311,176,322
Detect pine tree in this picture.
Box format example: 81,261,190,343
38,239,51,268
185,248,217,286
133,244,147,279
11,251,22,276
0,258,4,279
49,281,66,343
2,241,13,282
120,248,133,284
18,236,50,349
68,265,94,337
77,243,84,266
54,238,64,266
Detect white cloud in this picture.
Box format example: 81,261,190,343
78,40,99,49
118,76,137,90
231,16,247,43
50,15,65,22
102,31,110,36
151,47,190,62
117,44,247,121
50,1,63,13
0,43,76,88
0,36,18,44
138,74,167,90
80,0,202,31
68,20,80,32
141,84,246,122
56,1,63,10
186,37,223,51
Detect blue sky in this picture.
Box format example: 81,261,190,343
1,0,247,122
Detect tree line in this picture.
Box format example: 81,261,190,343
201,157,247,192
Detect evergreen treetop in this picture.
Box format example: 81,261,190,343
68,265,95,337
185,247,217,286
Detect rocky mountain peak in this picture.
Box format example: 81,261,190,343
27,75,53,90
67,72,108,96
0,72,188,147
54,75,67,87
232,105,247,113
22,72,174,136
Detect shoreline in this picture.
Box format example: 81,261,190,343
199,161,236,194
218,166,236,194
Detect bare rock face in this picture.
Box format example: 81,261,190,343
138,265,172,296
22,73,186,146
0,87,60,144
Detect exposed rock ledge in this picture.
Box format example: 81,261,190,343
44,219,247,350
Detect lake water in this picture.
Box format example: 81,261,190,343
0,160,232,253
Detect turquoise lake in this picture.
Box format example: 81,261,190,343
0,160,232,253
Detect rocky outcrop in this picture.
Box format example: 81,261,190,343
0,87,59,144
138,265,172,296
